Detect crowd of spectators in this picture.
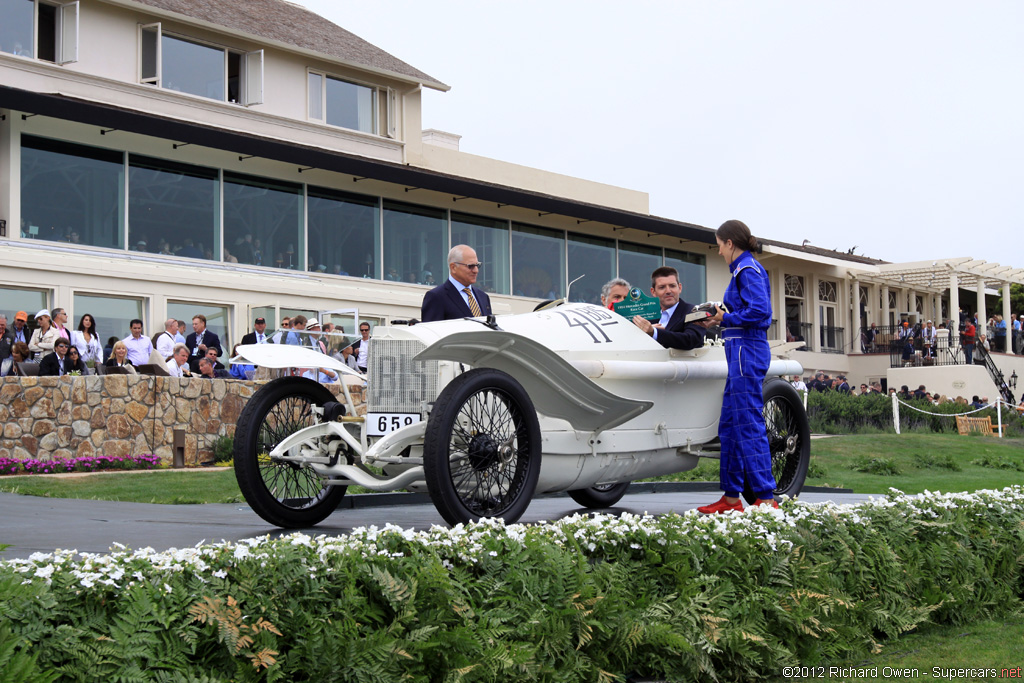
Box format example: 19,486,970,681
791,372,1011,410
1,309,363,384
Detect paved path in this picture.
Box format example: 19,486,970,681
0,488,877,561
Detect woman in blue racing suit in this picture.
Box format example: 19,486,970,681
699,220,778,514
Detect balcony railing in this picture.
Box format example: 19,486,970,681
784,322,814,352
819,325,846,355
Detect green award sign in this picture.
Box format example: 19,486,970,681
613,287,661,322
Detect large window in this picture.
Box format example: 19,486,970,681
382,200,446,285
168,301,231,357
129,155,218,259
512,224,565,300
0,287,49,333
223,172,303,270
665,249,706,303
73,293,144,357
618,242,662,295
307,187,380,279
0,0,78,63
567,234,615,304
140,25,262,105
308,72,376,133
450,213,510,294
21,136,124,249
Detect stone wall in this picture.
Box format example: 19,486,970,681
0,376,361,465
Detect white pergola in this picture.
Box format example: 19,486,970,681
875,258,1024,353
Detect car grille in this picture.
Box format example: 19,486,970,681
366,338,440,413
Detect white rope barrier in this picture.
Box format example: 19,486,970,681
892,395,1013,437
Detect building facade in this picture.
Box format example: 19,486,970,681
1,0,1021,402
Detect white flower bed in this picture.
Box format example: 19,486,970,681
6,486,1023,592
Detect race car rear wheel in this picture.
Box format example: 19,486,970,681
567,482,631,508
234,377,347,528
423,368,541,525
742,378,811,505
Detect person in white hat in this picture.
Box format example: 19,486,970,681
306,319,327,354
28,309,60,360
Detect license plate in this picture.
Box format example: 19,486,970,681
366,413,421,436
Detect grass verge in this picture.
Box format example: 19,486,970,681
828,617,1024,682
650,433,1024,494
3,433,1024,504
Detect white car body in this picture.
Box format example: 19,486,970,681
234,302,805,526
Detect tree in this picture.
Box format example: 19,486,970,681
994,283,1024,314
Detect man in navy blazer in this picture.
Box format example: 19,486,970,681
632,266,707,350
185,314,222,371
420,245,493,322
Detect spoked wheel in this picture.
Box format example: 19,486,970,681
234,377,347,528
568,482,631,508
743,378,811,505
423,368,541,525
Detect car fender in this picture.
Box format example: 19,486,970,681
415,330,652,433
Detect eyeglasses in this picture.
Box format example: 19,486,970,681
455,262,482,270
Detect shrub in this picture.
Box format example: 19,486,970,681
850,455,902,475
211,436,234,464
3,487,1024,681
806,391,1024,437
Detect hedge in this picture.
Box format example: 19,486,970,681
2,487,1023,682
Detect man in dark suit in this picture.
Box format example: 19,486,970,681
420,245,493,322
241,317,268,345
631,266,707,350
186,314,222,372
39,338,73,376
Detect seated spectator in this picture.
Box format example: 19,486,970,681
913,385,927,400
39,338,74,376
898,385,912,400
104,341,137,374
28,309,60,360
165,343,192,378
970,395,985,410
302,366,339,383
229,343,255,380
4,342,31,376
197,357,230,379
203,347,225,371
64,346,87,375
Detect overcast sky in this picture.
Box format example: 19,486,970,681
295,1,1023,268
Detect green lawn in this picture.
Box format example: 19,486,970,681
821,617,1024,682
0,469,245,505
651,433,1024,494
2,433,1024,504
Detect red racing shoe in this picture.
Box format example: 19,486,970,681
697,496,744,515
750,498,780,510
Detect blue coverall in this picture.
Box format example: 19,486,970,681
718,250,776,498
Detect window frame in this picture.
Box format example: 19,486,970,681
307,68,380,135
137,23,262,105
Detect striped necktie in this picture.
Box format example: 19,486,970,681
463,287,482,316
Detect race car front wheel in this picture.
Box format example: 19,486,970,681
423,368,541,525
742,377,811,505
234,377,347,528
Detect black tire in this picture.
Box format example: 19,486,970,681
742,378,811,505
234,376,347,528
423,368,542,525
567,482,631,508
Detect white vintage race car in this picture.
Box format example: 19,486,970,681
232,302,810,528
